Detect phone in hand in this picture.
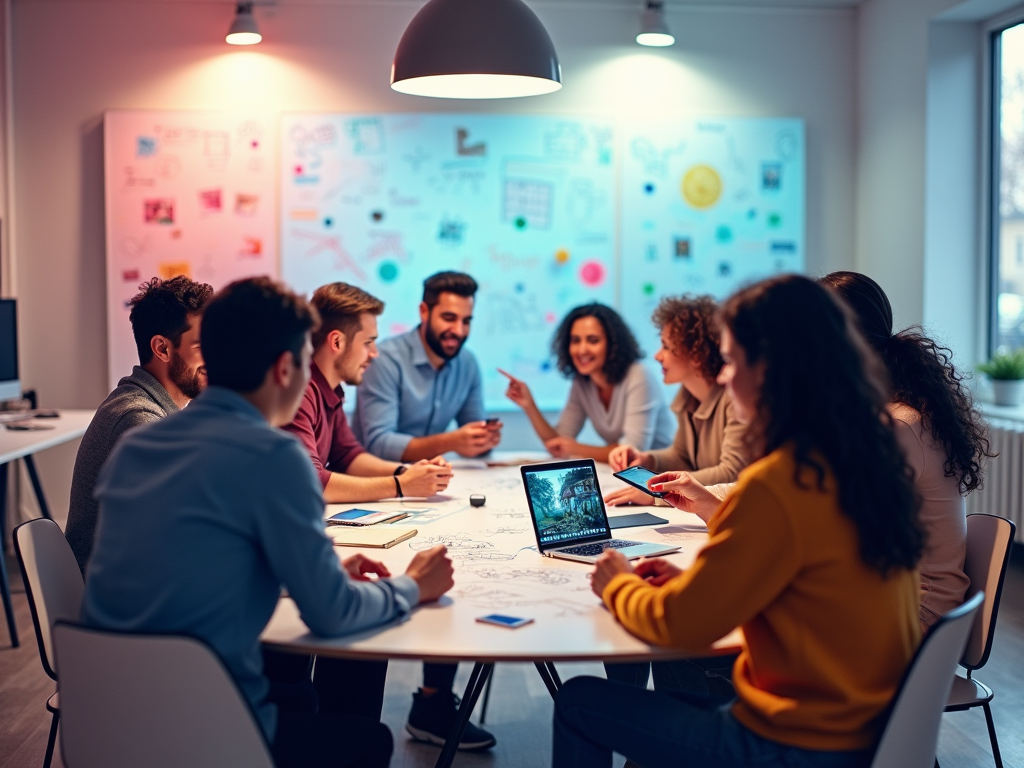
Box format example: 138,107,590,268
476,614,533,629
612,466,666,498
484,417,500,426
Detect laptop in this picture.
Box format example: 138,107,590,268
520,459,680,564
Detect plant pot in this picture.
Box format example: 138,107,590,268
992,379,1024,407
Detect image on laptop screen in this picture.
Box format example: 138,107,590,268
523,462,610,547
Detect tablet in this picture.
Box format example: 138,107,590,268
612,466,665,498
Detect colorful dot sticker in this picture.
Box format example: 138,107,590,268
768,212,782,228
323,217,333,228
514,217,527,230
555,249,570,264
643,283,655,296
379,262,399,282
580,260,606,288
681,165,722,209
371,210,385,223
644,182,655,194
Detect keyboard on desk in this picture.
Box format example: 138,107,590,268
557,539,639,557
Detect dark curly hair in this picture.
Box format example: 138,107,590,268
720,275,923,576
652,295,723,380
128,275,214,365
820,272,992,493
551,303,642,386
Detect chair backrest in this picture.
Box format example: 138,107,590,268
961,513,1015,669
871,591,983,768
13,518,85,680
53,622,275,768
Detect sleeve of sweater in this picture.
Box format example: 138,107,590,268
619,365,666,451
603,477,799,651
685,397,749,486
254,439,418,636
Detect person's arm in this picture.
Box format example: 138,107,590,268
355,353,416,462
455,356,487,426
685,397,749,486
500,368,558,443
281,387,335,489
602,479,799,652
346,451,401,477
255,441,419,636
554,378,588,439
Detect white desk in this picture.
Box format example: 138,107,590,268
262,457,740,767
0,409,94,646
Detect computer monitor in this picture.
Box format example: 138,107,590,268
0,299,21,401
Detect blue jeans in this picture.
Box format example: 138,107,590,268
553,676,873,768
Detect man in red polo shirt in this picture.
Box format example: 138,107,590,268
284,282,452,501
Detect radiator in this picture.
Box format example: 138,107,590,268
967,417,1024,541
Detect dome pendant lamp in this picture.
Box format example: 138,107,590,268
637,0,674,47
226,1,262,45
391,0,562,99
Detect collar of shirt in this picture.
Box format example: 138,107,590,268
673,383,726,422
310,360,345,411
122,365,180,414
194,385,268,424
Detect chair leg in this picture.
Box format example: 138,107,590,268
43,709,58,768
982,702,1003,768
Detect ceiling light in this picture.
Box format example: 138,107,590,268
391,0,562,99
637,1,674,47
226,2,262,46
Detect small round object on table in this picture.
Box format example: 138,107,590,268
469,494,486,508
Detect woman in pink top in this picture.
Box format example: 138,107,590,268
821,272,993,631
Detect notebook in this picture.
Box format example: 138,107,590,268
326,526,418,548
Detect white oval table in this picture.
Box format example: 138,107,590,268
261,457,741,767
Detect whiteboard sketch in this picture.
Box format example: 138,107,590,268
104,111,277,388
408,533,523,562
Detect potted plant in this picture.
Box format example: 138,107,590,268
978,350,1024,406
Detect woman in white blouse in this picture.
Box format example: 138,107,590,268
501,303,674,462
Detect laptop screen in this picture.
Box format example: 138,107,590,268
521,459,611,551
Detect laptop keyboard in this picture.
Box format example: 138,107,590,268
559,539,639,557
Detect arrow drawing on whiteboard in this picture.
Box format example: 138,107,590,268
291,230,367,279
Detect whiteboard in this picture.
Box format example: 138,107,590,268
104,111,277,388
280,113,617,411
621,118,805,373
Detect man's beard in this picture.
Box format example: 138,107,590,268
424,322,466,361
168,350,206,400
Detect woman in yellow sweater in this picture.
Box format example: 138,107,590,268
553,275,924,768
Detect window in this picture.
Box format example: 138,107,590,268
993,21,1024,352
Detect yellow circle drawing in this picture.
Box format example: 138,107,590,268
555,248,571,264
681,165,722,209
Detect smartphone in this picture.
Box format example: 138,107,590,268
476,614,534,629
612,466,666,498
485,417,500,426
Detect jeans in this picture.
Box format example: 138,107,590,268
605,654,739,697
423,661,459,691
553,676,873,768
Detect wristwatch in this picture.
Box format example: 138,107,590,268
393,465,408,477
393,465,407,498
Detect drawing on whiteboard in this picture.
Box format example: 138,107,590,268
158,262,190,280
158,155,182,180
137,136,157,157
438,218,466,245
630,138,686,177
119,235,152,260
544,124,586,162
346,117,385,155
503,178,553,230
199,189,222,213
121,269,140,282
403,146,430,172
239,237,262,257
456,128,486,157
485,292,546,336
291,230,366,279
365,231,407,262
144,199,175,224
565,178,605,224
236,120,263,148
235,193,259,216
409,534,521,562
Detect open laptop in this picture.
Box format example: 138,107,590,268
520,459,680,564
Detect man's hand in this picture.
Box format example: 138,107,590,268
590,549,634,597
544,435,578,458
603,486,654,507
634,558,682,587
400,461,453,497
499,368,535,410
451,422,502,457
608,445,650,472
405,545,455,603
342,553,392,582
648,472,720,522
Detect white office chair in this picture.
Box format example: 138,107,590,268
871,591,983,768
13,518,85,768
943,513,1016,768
53,622,275,768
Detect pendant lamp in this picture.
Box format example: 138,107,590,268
637,0,674,47
226,2,262,45
391,0,562,99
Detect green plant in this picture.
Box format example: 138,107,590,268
978,350,1024,381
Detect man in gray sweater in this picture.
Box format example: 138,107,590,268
65,275,213,573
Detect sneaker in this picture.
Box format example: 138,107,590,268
405,688,497,750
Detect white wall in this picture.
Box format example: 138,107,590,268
6,0,857,512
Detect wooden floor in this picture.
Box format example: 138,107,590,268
2,549,1023,768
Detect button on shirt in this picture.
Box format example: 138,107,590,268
353,327,486,461
82,387,419,740
282,361,366,488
